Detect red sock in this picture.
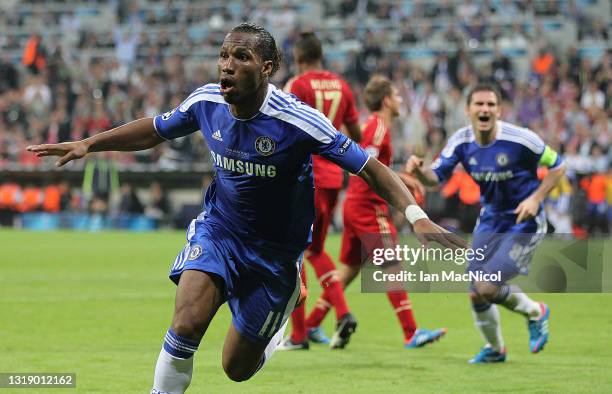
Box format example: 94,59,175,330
307,251,350,320
387,291,417,341
290,266,307,343
290,303,307,343
305,294,332,329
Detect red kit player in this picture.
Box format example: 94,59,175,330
280,32,362,350
312,75,448,348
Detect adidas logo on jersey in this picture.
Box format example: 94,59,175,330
212,130,223,142
469,157,478,165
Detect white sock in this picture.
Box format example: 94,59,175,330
501,291,541,319
152,348,194,394
472,304,504,352
256,320,289,374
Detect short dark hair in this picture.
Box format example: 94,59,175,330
363,75,393,112
229,23,282,76
466,83,502,105
293,32,323,64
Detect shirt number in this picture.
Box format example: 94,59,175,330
315,90,342,124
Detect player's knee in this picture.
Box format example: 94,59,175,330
469,290,487,305
171,316,207,341
472,281,499,302
222,360,255,382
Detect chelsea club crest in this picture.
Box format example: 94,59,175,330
187,245,203,260
255,136,275,156
496,153,509,166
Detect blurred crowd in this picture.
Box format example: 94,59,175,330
0,0,609,233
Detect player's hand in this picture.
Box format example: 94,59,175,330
26,141,89,167
412,218,467,249
514,196,540,223
398,172,426,199
404,155,424,175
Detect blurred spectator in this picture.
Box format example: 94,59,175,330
430,53,453,93
114,26,141,71
580,172,609,233
532,47,556,78
82,154,119,214
145,181,170,226
355,31,383,84
0,180,22,226
44,109,71,144
542,170,573,234
0,54,19,93
119,183,144,215
18,183,43,213
491,46,514,83
580,81,606,111
22,33,46,75
516,84,543,127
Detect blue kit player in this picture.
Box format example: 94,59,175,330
406,84,566,363
28,24,465,392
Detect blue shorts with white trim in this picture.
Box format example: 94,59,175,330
467,207,547,285
169,213,302,344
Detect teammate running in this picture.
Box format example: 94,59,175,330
406,83,565,363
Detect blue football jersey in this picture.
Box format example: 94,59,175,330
154,83,370,255
432,121,563,212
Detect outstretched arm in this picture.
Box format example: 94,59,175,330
359,158,466,249
404,155,440,187
27,118,164,167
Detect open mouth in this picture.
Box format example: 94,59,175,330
220,78,235,94
478,115,491,122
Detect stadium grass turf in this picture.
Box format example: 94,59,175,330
1,229,611,393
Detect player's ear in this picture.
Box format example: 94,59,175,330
382,95,391,109
261,60,273,78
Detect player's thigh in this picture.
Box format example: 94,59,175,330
340,224,362,267
172,269,225,340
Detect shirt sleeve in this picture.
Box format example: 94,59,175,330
312,132,370,174
538,145,563,169
432,143,462,184
153,96,200,140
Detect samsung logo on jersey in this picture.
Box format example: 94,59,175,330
470,170,514,182
211,150,277,178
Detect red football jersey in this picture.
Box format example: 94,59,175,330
285,70,359,189
346,114,391,204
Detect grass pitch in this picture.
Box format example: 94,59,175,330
1,229,611,393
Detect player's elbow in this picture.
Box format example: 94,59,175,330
556,162,567,175
549,162,567,179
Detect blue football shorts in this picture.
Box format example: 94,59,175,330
467,207,547,285
169,213,302,344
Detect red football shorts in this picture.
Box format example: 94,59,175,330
340,199,398,266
